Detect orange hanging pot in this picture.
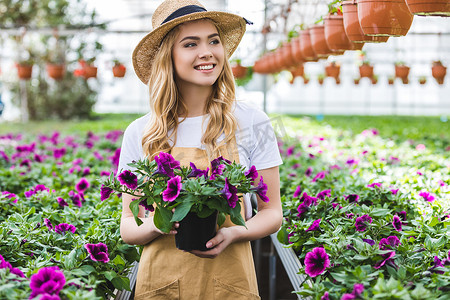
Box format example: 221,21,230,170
112,64,126,78
46,64,65,80
395,64,410,80
324,14,353,52
325,62,341,79
309,25,332,58
83,65,98,79
358,0,414,37
231,64,247,79
432,61,447,84
17,64,33,80
290,37,305,64
280,42,296,69
359,63,374,78
289,64,304,84
299,29,319,61
342,0,390,43
405,0,450,16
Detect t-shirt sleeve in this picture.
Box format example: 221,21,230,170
249,109,283,170
118,122,143,172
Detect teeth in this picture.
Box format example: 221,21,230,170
196,65,214,70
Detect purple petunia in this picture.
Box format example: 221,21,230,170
85,243,110,263
367,182,382,189
53,148,66,159
419,191,435,202
187,162,209,179
293,185,302,198
209,164,225,180
304,247,330,277
374,251,396,269
244,165,258,183
75,178,90,193
392,215,403,231
211,156,232,169
305,167,313,177
362,238,375,246
100,185,114,201
253,176,269,202
0,254,25,278
162,175,182,202
391,189,399,195
139,198,155,212
29,266,65,299
429,256,445,274
154,152,181,178
221,178,239,208
341,283,364,300
321,292,330,300
117,170,138,190
57,197,68,207
54,223,76,235
355,214,372,232
44,218,53,231
312,171,327,182
305,219,321,232
39,294,61,300
345,194,360,203
317,189,331,200
379,236,401,250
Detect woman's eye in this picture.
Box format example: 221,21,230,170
184,42,196,48
210,39,220,45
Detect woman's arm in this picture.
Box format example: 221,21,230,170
191,166,282,258
120,193,177,245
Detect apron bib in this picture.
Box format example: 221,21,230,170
134,139,260,300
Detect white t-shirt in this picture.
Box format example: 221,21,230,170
117,101,283,219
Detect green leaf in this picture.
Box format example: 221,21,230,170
111,276,131,291
129,199,143,226
428,216,439,227
171,200,193,222
154,207,173,233
217,212,226,227
64,248,78,270
230,214,246,227
112,255,126,266
103,270,117,281
277,227,289,245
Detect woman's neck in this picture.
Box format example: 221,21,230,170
178,85,212,118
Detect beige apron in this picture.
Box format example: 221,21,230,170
134,139,260,300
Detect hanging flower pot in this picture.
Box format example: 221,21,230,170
354,78,361,84
310,25,332,58
371,75,378,84
289,64,304,84
324,14,353,52
46,63,65,80
290,37,305,64
318,74,325,85
395,63,410,81
112,62,126,78
83,65,98,79
405,0,450,16
418,76,427,85
16,63,33,80
359,62,374,78
175,211,218,251
388,76,395,85
303,75,310,84
342,0,390,43
325,62,341,79
231,62,247,79
431,61,446,84
280,42,296,69
299,29,319,61
358,0,414,36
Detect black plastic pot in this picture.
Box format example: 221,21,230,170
175,211,218,251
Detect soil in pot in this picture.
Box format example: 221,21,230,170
175,211,218,251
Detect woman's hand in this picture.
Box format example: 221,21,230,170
188,226,235,259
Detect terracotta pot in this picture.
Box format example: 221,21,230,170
112,64,126,78
299,29,319,61
350,42,365,50
46,64,65,80
291,37,304,63
395,65,410,79
325,64,341,78
17,64,33,80
354,78,360,84
432,64,446,84
359,64,374,78
419,78,426,85
405,0,450,16
324,15,353,52
280,42,296,69
358,0,414,37
231,64,247,78
267,52,279,74
289,64,304,84
371,77,378,84
83,65,97,79
318,77,325,85
309,25,332,58
342,0,390,43
303,77,310,84
388,77,395,85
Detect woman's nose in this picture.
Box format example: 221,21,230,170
198,45,213,59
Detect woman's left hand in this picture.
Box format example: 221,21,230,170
189,227,235,259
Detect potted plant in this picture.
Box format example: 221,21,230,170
102,154,268,251
395,62,410,82
112,59,126,78
359,61,374,78
354,77,360,84
299,28,319,61
325,61,341,79
310,23,332,58
80,58,97,79
318,73,325,85
371,74,378,84
388,76,395,85
405,0,450,16
231,59,248,78
16,58,34,80
45,42,66,80
431,60,446,85
358,0,414,37
418,76,427,85
324,1,353,53
303,74,310,84
289,64,305,84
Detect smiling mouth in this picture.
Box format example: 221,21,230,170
194,64,216,71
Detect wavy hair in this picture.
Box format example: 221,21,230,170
142,19,238,161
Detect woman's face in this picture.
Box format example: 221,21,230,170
172,19,225,89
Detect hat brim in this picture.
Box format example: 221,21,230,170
132,11,247,84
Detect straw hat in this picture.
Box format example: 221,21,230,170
132,0,251,84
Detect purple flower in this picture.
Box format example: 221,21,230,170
244,165,258,183
346,213,355,219
2,191,18,204
75,178,90,193
312,171,327,182
419,191,435,202
379,236,401,250
362,238,375,246
118,170,138,190
321,292,330,300
187,162,209,179
0,150,10,163
85,243,110,263
286,146,295,156
397,211,407,221
69,191,83,208
29,266,65,298
0,255,25,278
211,156,231,169
374,251,396,269
367,182,382,188
24,189,35,198
332,203,342,210
341,294,355,300
306,219,321,232
100,185,114,201
392,215,402,231
139,199,155,212
110,148,121,170
438,180,447,187
53,148,66,159
429,256,445,274
253,176,269,202
221,178,239,208
391,189,399,195
54,223,76,235
345,194,360,203
300,192,318,206
305,167,313,177
57,197,68,207
293,186,302,198
355,214,372,232
100,171,111,177
39,294,61,300
317,189,331,200
154,152,181,178
162,175,182,202
210,164,225,180
44,218,53,231
304,247,330,277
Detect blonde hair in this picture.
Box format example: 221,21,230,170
142,19,238,161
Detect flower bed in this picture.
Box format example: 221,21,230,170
0,130,139,299
277,117,449,299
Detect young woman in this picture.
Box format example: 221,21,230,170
118,0,283,298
